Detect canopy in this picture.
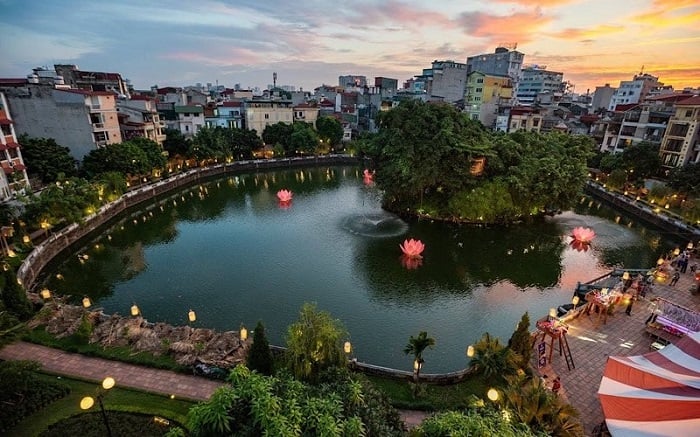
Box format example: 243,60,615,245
598,331,700,436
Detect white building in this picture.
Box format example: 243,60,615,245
608,73,663,111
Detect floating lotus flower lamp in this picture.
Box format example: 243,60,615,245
571,227,595,243
363,169,375,186
277,189,293,203
400,238,425,259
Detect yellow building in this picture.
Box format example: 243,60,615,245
244,100,293,137
465,72,513,127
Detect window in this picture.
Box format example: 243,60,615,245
533,119,540,127
185,125,190,132
264,114,270,119
475,88,482,93
476,78,483,83
686,110,693,117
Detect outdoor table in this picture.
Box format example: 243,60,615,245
584,289,623,325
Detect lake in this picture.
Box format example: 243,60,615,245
40,165,678,372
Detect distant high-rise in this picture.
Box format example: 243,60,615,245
516,66,564,105
608,73,663,111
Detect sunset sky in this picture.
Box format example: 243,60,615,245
1,0,698,94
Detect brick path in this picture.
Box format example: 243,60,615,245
535,266,699,436
0,342,224,401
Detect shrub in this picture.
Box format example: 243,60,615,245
247,321,273,375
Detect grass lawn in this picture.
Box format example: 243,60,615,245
8,373,195,437
366,374,490,410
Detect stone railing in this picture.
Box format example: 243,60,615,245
18,155,360,291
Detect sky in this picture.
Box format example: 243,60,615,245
1,0,698,94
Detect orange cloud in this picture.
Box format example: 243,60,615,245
549,24,624,40
633,2,700,27
491,0,573,6
457,9,553,44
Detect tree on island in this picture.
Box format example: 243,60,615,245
363,101,594,223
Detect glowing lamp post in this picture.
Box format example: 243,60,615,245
82,297,92,308
487,388,499,402
657,257,665,266
466,345,475,358
80,376,116,437
622,271,630,281
130,304,140,317
240,325,248,341
40,288,51,300
673,248,681,256
188,309,196,323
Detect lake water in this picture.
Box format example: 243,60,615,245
40,165,679,372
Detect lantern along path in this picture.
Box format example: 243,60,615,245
534,266,700,436
0,341,430,427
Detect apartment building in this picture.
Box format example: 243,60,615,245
205,101,244,129
54,64,130,97
0,78,121,159
507,106,544,133
117,95,166,144
293,103,319,125
516,66,564,106
659,96,700,168
464,72,513,127
608,73,663,111
174,105,204,138
244,99,293,136
416,60,468,103
0,92,29,201
466,46,524,81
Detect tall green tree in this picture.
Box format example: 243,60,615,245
620,141,661,180
668,162,700,197
0,268,32,321
403,331,435,379
247,321,274,375
81,142,149,179
316,116,344,148
262,122,294,153
508,312,533,370
162,128,190,157
129,137,167,171
17,134,77,183
22,176,100,226
290,123,319,155
285,303,348,381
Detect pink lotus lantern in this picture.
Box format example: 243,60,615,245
569,240,590,252
277,189,293,203
400,238,425,259
363,169,375,186
571,227,595,243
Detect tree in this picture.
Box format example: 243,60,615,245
17,134,77,184
162,128,190,157
508,312,533,371
668,162,700,197
285,303,348,381
469,333,519,383
290,123,319,155
316,116,344,148
81,142,149,179
247,321,274,375
94,171,127,202
262,122,294,153
403,331,435,379
22,176,100,227
0,268,32,321
129,137,167,171
620,141,661,180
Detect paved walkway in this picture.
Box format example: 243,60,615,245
0,341,428,428
536,266,699,436
0,342,224,401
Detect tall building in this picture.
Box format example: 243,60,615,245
0,92,29,201
516,66,564,105
244,99,293,137
659,95,700,168
116,96,166,144
608,73,663,110
466,46,524,81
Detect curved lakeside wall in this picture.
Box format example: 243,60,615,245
584,181,700,241
18,155,359,291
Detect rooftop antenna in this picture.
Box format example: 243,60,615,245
640,65,645,75
273,72,277,89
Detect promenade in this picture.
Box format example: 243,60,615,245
535,266,699,435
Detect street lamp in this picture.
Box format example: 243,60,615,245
80,376,116,437
487,388,499,402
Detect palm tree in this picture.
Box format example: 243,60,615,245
403,331,435,380
469,332,520,383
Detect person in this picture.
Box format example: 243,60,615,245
625,295,635,316
552,376,561,395
670,269,680,286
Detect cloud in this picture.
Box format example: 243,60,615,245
161,47,265,67
490,0,574,6
633,2,700,28
456,9,553,45
549,24,624,41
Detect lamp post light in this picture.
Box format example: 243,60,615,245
130,304,140,317
487,388,500,403
82,297,92,308
80,376,115,437
572,295,580,311
40,288,51,300
466,344,475,359
240,324,248,342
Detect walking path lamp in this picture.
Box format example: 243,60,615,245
82,297,92,308
240,324,248,341
130,304,140,317
80,376,115,437
487,388,499,402
466,345,475,358
40,288,51,300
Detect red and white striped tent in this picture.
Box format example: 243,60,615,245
598,331,700,436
